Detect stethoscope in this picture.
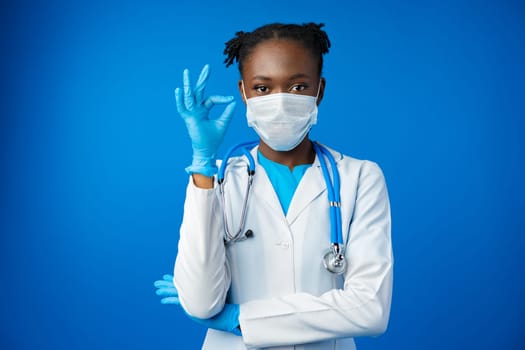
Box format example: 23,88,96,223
217,141,347,275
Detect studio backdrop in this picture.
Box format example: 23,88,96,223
1,0,524,349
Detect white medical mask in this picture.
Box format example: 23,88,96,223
242,82,320,151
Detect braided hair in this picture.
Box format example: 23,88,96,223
223,22,331,75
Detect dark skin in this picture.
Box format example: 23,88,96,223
193,38,326,189
239,38,326,169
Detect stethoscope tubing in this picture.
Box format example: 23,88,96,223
219,140,346,273
220,141,343,246
312,142,343,245
218,140,258,183
218,140,258,244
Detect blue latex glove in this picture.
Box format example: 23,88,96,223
154,274,241,336
175,64,236,177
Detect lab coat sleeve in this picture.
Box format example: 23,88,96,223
238,161,393,348
173,177,231,319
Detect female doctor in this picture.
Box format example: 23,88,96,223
154,23,393,349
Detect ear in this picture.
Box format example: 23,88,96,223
316,77,326,106
238,80,247,104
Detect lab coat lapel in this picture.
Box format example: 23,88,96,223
248,146,287,218
286,144,344,225
285,156,326,225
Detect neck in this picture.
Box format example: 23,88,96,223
258,137,315,171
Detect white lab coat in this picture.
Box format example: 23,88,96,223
174,144,393,350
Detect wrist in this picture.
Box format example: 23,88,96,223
191,174,214,189
185,155,217,177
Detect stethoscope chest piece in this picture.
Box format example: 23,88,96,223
322,244,347,275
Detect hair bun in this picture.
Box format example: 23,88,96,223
235,31,248,39
223,32,248,67
224,22,331,71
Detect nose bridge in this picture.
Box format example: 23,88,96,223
271,79,290,94
273,86,286,94
274,93,287,112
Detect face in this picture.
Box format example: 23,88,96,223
238,39,325,105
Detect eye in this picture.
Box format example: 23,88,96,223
290,84,308,92
254,85,269,94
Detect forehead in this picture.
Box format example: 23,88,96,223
242,39,319,79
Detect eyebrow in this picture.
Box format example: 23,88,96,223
252,75,272,81
288,73,312,80
251,73,313,81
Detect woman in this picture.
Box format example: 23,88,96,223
155,22,393,349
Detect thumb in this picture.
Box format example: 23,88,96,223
204,95,234,110
163,274,174,281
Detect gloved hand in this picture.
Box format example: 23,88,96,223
154,274,241,336
175,64,236,177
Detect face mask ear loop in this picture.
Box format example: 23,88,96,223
315,79,322,99
241,80,248,101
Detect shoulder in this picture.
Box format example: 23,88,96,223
320,143,385,180
320,145,389,203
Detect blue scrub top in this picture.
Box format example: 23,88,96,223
257,150,312,215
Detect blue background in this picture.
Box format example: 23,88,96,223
1,0,524,349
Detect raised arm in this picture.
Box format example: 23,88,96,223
171,65,235,318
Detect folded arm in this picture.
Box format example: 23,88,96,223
239,161,393,347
